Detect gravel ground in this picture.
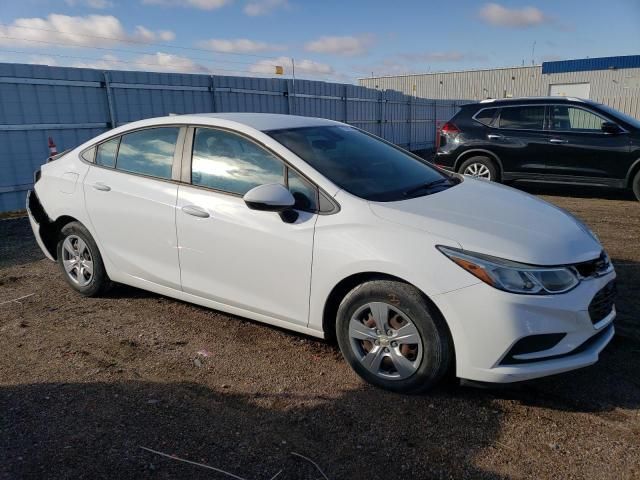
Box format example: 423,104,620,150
1,185,639,480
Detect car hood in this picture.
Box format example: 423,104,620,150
369,177,602,265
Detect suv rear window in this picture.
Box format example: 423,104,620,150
498,106,545,130
473,108,497,126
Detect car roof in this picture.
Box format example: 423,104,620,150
462,96,596,108
175,112,342,131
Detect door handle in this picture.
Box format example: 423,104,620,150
487,134,503,140
549,138,568,144
92,182,111,191
181,205,210,218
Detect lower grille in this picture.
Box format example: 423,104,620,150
588,281,616,324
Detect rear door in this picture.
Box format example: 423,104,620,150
84,126,185,289
544,104,631,182
175,126,317,326
485,105,551,176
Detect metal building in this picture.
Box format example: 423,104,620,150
359,55,640,119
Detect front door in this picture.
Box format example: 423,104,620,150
175,126,318,326
544,104,631,182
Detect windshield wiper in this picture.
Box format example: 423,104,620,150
403,177,457,197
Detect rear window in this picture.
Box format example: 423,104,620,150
498,106,545,130
473,108,497,126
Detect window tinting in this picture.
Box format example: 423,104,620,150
287,168,318,211
267,126,451,202
116,127,179,179
551,106,607,131
191,128,284,195
474,108,497,126
499,106,545,130
95,137,119,167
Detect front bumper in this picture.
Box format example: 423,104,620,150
434,269,616,383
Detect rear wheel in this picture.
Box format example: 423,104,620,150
336,280,452,393
57,221,111,296
632,170,640,201
458,155,499,182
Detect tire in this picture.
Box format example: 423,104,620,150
632,170,640,201
336,280,452,393
458,155,499,182
56,221,111,296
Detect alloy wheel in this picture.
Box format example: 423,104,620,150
61,235,94,287
348,302,423,380
463,162,492,180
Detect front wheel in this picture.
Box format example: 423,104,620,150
336,280,452,393
57,221,111,296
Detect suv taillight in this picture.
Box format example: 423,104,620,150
441,122,460,135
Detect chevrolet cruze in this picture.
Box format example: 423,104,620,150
27,113,616,392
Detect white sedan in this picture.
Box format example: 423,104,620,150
27,113,616,392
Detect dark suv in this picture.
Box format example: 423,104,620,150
434,97,640,200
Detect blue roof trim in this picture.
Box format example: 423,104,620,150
542,55,640,74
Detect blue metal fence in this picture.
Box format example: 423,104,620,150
0,62,465,212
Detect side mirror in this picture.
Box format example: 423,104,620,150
243,183,295,212
601,121,622,134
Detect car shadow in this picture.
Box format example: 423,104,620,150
1,380,510,480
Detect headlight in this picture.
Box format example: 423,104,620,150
437,246,580,294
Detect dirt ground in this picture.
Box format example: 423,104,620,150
1,184,639,480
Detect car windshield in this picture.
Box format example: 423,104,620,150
267,125,456,201
597,104,640,129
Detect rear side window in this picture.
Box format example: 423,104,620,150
498,106,545,130
95,137,119,167
116,127,179,179
473,108,497,126
550,106,607,131
191,127,284,195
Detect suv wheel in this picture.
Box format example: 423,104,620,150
459,156,498,182
57,221,111,296
336,280,452,393
632,170,640,201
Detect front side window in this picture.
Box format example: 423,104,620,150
287,168,318,211
95,137,119,167
498,106,545,130
550,106,608,131
267,125,453,202
116,127,179,179
191,128,284,195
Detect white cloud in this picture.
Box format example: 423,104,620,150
134,52,209,72
0,14,175,48
244,0,289,16
132,25,176,42
305,34,374,56
65,0,114,8
141,0,231,10
197,38,285,53
250,56,333,76
70,52,210,73
478,3,549,27
28,55,58,66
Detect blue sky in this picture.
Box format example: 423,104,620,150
0,0,638,82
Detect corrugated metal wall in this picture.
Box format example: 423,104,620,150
0,62,466,213
359,64,640,119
